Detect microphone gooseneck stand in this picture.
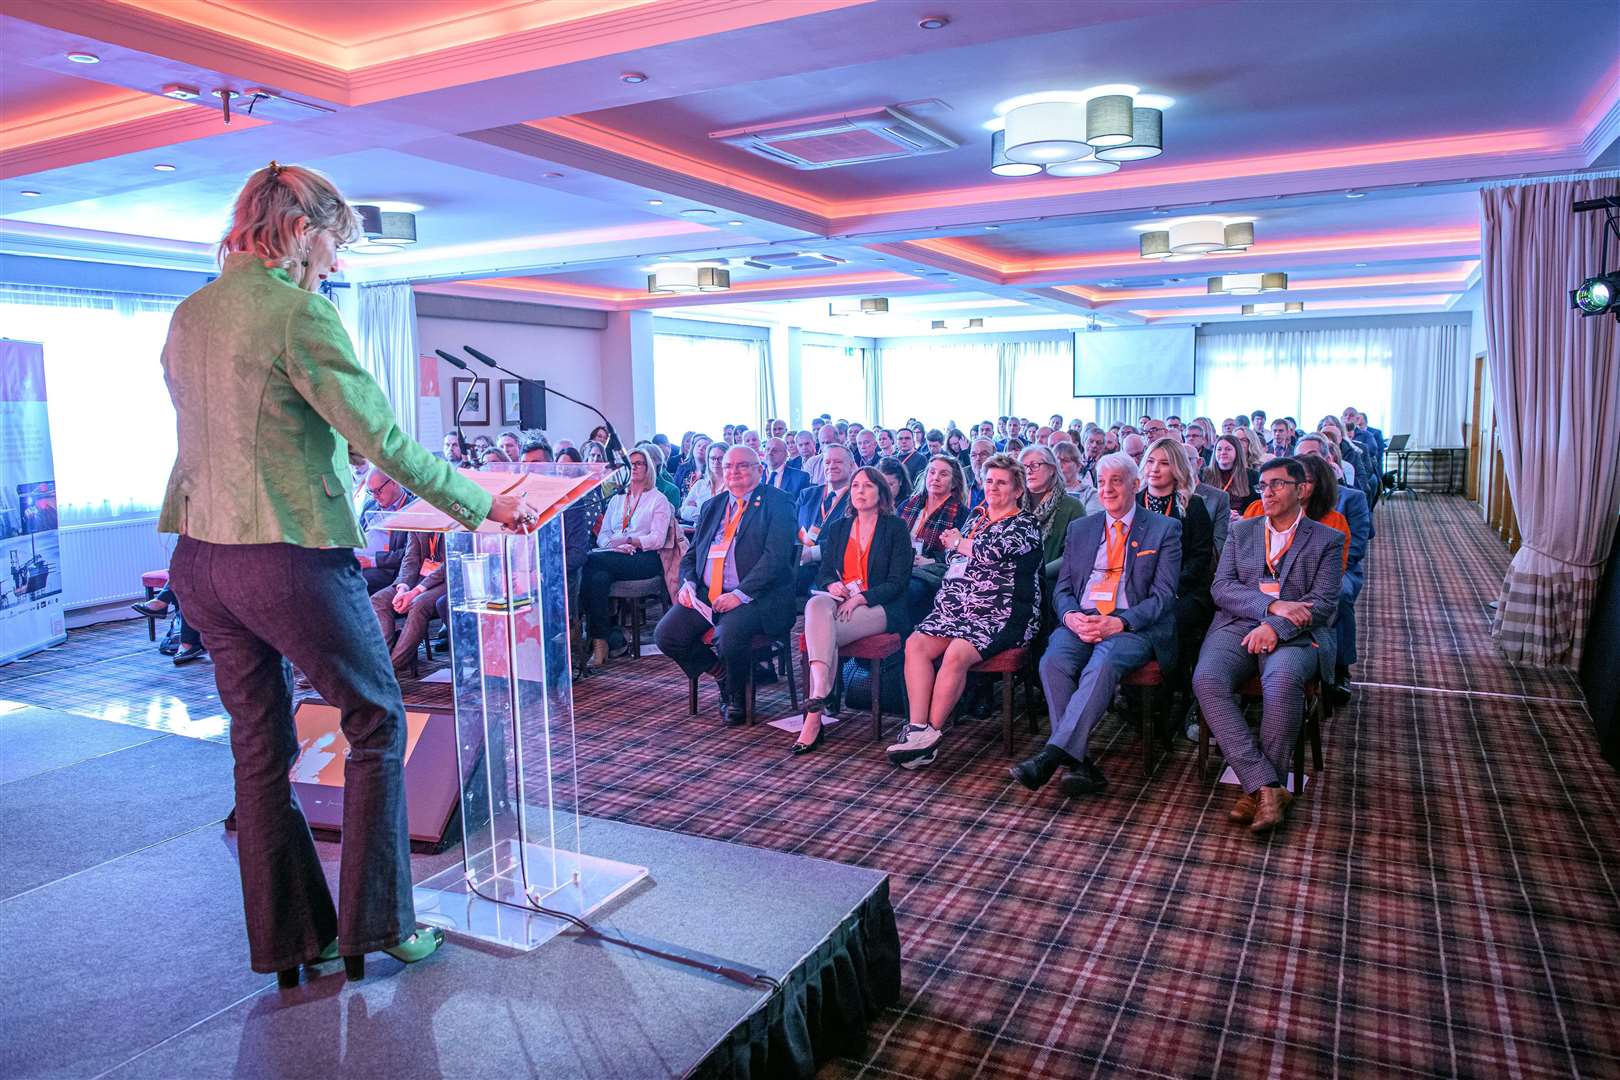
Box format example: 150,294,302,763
433,348,481,463
462,345,630,469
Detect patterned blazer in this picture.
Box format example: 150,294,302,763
1209,513,1341,681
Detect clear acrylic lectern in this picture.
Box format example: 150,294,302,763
384,462,648,951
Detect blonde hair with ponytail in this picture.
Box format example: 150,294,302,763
219,161,359,272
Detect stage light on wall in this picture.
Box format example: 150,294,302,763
1572,272,1620,316
990,130,1042,176
648,263,731,294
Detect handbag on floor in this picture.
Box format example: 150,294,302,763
157,615,181,655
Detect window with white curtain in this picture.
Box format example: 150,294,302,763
1009,338,1090,423
1194,328,1395,436
800,343,867,423
0,284,182,525
877,340,998,430
652,333,760,438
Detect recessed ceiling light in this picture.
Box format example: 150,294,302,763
918,15,950,29
680,208,715,217
620,72,648,84
19,190,41,198
540,171,564,179
984,225,999,230
726,220,744,226
152,163,177,172
1345,190,1366,198
647,198,664,206
66,51,100,64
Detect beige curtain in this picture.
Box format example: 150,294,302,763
1481,175,1620,667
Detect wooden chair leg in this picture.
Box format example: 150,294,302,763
1292,718,1306,795
801,645,811,717
688,674,699,716
745,664,757,726
630,599,643,660
145,585,158,641
1002,673,1015,754
870,659,882,741
1310,700,1325,770
783,640,799,713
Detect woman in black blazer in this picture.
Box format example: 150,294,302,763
796,466,913,754
1140,438,1216,681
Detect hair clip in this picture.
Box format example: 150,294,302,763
267,160,283,177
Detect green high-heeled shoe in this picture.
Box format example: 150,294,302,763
343,928,445,981
276,939,340,988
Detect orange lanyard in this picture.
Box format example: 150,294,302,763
966,505,1013,541
1265,516,1299,577
818,488,840,525
1221,470,1237,492
620,490,641,530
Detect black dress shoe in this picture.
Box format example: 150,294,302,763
1058,758,1109,797
1009,746,1074,791
1325,680,1353,708
173,644,207,666
719,697,747,726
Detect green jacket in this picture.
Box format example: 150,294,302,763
158,254,490,547
1036,493,1087,582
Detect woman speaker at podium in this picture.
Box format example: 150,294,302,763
159,162,532,986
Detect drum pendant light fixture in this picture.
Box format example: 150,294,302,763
985,86,1173,178
990,130,1042,176
647,263,731,294
1002,101,1090,164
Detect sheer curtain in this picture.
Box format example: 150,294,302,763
356,282,419,439
877,340,997,431
653,333,760,436
801,343,867,423
1007,338,1078,421
0,284,182,524
1193,324,1466,446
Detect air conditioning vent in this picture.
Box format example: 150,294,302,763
711,106,957,170
741,252,848,271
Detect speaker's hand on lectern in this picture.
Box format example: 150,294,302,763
489,492,538,533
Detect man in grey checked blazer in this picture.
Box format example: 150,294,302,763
1193,456,1341,833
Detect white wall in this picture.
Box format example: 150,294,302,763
416,316,608,446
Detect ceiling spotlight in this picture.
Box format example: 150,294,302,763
620,72,648,84
19,190,41,198
1355,262,1368,267
65,51,100,64
356,205,418,246
1003,101,1090,164
647,199,664,205
1211,221,1254,253
1085,94,1135,147
1167,218,1225,253
1345,190,1367,199
918,15,950,29
680,208,716,217
161,84,200,100
990,130,1042,177
1095,107,1162,161
152,163,177,172
648,264,730,295
727,220,744,226
1045,157,1119,177
1140,231,1173,259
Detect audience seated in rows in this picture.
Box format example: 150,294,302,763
370,530,446,675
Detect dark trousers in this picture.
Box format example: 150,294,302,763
361,566,397,594
582,549,661,640
170,536,414,972
371,584,446,669
654,600,771,703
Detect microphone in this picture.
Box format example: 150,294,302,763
433,350,474,461
462,345,629,467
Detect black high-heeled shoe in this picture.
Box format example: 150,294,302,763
276,939,339,988
793,699,828,755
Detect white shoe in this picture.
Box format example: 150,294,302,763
886,724,941,768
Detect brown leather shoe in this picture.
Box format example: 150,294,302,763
1228,792,1258,824
1248,786,1294,833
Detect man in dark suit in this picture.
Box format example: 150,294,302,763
655,445,798,724
794,444,853,594
1013,452,1182,797
357,467,415,594
894,427,927,482
1192,457,1341,834
761,437,808,498
1297,435,1373,703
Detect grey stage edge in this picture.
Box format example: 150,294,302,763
0,705,896,1080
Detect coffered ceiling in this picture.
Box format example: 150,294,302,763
2,0,1615,325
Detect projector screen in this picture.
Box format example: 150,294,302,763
1073,326,1197,397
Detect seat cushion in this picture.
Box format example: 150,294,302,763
1120,659,1162,686
970,646,1026,674
608,577,664,599
840,633,903,661
141,569,170,589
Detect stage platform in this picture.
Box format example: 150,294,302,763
0,702,899,1079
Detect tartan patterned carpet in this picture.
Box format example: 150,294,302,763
6,493,1618,1077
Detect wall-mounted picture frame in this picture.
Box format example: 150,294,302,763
451,377,490,426
499,379,522,426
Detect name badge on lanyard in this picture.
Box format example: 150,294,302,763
1087,583,1115,607
943,556,968,580
1259,574,1281,598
